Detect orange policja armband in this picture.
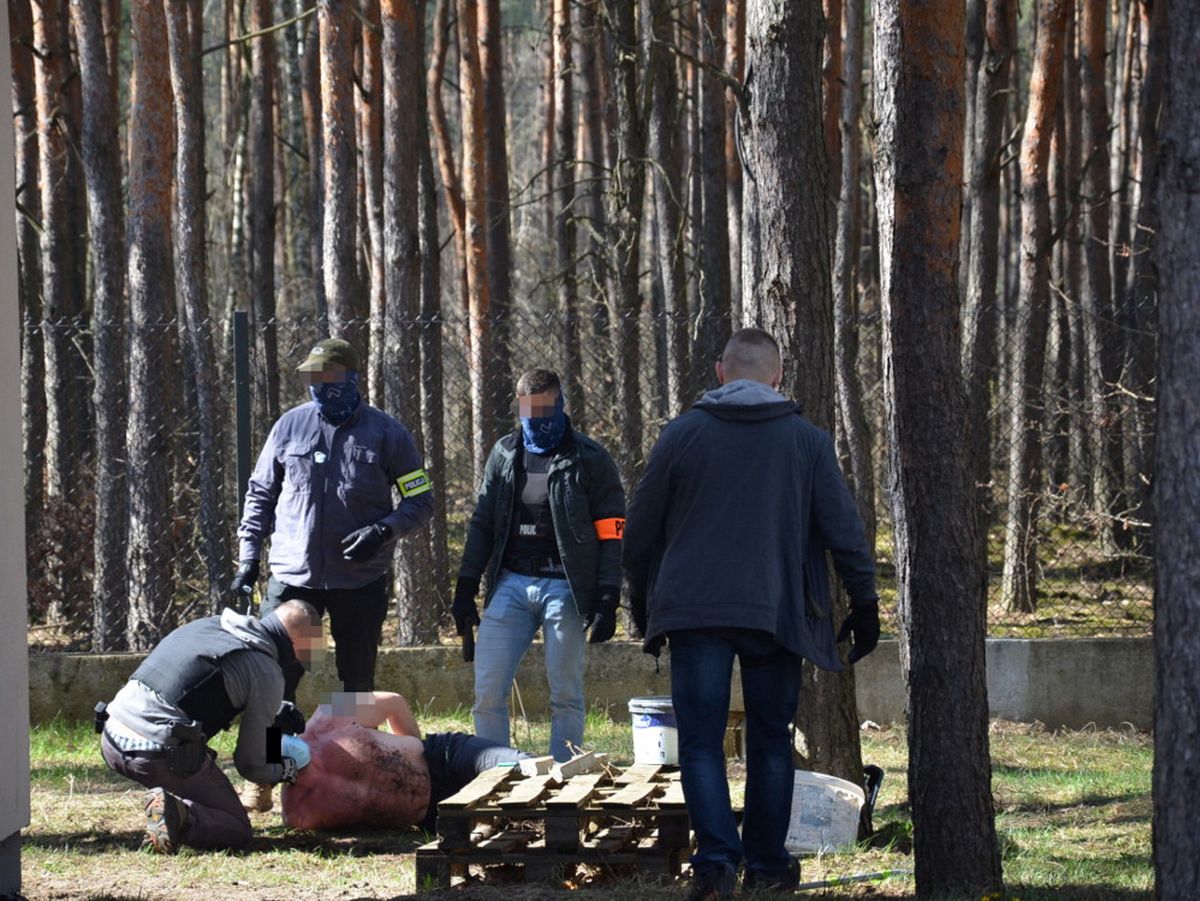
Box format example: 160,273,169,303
593,517,625,541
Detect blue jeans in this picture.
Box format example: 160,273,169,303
472,570,586,762
669,627,802,880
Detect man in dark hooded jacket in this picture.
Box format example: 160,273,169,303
623,327,880,900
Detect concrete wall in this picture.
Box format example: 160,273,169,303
1,7,33,894
31,638,1153,731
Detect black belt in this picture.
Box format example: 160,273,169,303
503,555,567,578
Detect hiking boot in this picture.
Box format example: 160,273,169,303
143,788,189,854
685,864,737,901
240,781,274,813
742,857,800,894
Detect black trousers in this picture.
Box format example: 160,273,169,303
262,574,389,697
419,732,530,833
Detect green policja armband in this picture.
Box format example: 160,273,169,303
397,468,432,498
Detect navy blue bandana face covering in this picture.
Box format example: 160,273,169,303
309,370,361,424
521,393,567,454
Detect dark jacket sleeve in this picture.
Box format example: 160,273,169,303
380,423,435,538
586,446,626,591
457,442,504,581
622,426,674,599
811,431,878,605
237,419,284,562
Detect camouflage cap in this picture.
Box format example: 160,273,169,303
296,337,359,372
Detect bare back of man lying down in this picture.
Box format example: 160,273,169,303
281,691,529,832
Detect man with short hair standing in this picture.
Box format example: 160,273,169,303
453,369,625,762
624,328,880,900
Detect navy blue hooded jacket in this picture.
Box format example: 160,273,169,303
623,380,878,670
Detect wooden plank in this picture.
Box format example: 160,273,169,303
549,750,597,783
593,823,640,853
657,781,687,808
477,829,537,853
438,765,514,810
601,781,662,809
614,764,662,785
518,755,555,777
498,774,553,808
545,772,605,808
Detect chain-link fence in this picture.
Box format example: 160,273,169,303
23,301,1154,651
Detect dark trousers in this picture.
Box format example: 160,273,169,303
100,732,252,850
419,732,530,832
668,627,802,881
262,575,389,698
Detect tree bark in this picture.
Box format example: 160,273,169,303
553,0,585,427
643,0,690,415
69,0,127,649
11,0,46,611
1152,2,1200,894
33,0,83,506
691,0,732,400
320,0,361,340
832,0,874,545
725,0,745,322
249,0,280,428
165,0,232,618
362,0,386,402
600,0,646,485
1080,0,1127,552
481,0,514,422
301,7,326,326
743,0,861,789
457,0,496,483
542,0,557,280
872,0,1003,889
963,0,1018,598
126,0,177,650
1001,0,1070,614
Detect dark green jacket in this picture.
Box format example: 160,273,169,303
458,425,625,618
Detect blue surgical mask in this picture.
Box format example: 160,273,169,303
309,370,361,424
521,393,567,454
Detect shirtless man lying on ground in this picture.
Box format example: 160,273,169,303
280,691,529,833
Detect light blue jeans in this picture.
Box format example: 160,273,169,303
472,569,586,762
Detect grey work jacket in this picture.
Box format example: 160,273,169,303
238,401,434,590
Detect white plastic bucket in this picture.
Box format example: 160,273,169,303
784,770,865,854
628,695,678,765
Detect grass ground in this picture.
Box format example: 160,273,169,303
20,711,1150,901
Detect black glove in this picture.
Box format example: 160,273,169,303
837,600,880,664
341,522,393,561
586,587,620,644
452,576,481,636
273,701,306,736
230,560,260,598
629,590,648,639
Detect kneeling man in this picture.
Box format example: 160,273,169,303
281,691,529,833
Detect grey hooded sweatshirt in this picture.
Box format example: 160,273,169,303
623,379,877,670
105,608,290,784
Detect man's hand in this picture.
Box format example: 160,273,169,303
230,560,260,597
273,701,306,736
341,522,393,561
629,590,648,639
837,601,880,664
452,576,481,636
586,587,620,644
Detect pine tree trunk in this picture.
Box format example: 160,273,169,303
126,0,177,650
643,0,690,415
553,0,585,427
11,0,47,614
457,0,496,484
301,7,326,326
872,0,1003,889
691,0,732,398
963,0,1017,600
362,0,386,402
283,0,314,305
428,0,468,324
541,0,557,282
1153,2,1200,892
320,0,359,339
481,0,514,424
249,0,280,428
70,0,127,650
165,0,232,618
725,0,745,323
602,0,646,485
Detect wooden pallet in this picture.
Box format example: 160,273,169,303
415,762,692,890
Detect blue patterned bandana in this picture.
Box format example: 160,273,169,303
521,394,567,454
309,370,361,424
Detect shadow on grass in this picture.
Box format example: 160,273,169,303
25,827,431,857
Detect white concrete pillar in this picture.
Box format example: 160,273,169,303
0,6,33,892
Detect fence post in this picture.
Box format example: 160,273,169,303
234,310,252,517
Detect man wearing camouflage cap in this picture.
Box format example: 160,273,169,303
232,337,434,813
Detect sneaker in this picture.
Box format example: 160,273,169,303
742,857,800,894
143,787,189,854
685,864,737,901
240,781,274,813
